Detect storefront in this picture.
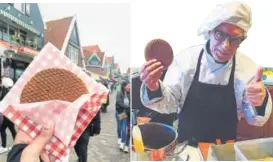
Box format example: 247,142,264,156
12,59,29,81
2,48,33,82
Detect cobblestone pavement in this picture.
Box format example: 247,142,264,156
0,91,130,162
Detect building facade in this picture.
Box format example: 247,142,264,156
104,56,115,77
0,3,44,82
44,15,85,69
82,45,109,80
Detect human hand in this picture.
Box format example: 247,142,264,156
247,67,266,107
140,59,164,91
14,120,54,162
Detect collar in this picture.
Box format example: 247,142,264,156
203,41,233,68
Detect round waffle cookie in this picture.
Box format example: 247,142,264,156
20,68,88,103
145,39,173,69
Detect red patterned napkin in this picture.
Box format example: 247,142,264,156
0,43,108,161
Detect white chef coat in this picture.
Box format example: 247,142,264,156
141,43,272,127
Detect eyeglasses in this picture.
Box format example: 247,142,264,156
213,28,244,46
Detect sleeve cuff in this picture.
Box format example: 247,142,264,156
141,81,164,105
146,83,163,99
7,144,44,162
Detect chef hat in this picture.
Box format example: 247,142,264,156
2,77,14,88
197,1,252,40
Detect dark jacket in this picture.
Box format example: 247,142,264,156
0,86,9,127
131,69,177,126
0,86,10,101
89,110,101,136
116,90,130,117
7,144,44,162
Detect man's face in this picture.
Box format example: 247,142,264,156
209,23,245,63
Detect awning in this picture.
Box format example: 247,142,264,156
0,9,40,35
100,75,110,80
4,49,34,63
83,70,110,80
0,39,38,63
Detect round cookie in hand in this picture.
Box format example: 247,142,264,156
145,39,174,69
20,68,88,103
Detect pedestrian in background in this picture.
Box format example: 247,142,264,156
115,81,130,153
74,111,101,162
0,77,17,154
101,80,110,113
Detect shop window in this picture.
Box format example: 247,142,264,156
37,37,44,50
9,27,16,36
68,44,79,65
19,30,27,45
0,21,7,33
0,22,7,41
14,3,26,14
88,55,100,66
4,66,14,80
9,27,18,45
26,3,31,16
70,25,79,45
25,33,38,49
15,69,24,81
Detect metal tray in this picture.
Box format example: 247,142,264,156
234,137,273,161
207,143,236,161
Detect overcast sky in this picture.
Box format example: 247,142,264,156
38,1,273,72
131,0,273,68
39,3,131,73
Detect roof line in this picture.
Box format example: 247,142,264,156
37,4,47,30
60,15,75,54
59,14,86,70
88,52,101,62
73,14,87,70
102,52,106,67
45,14,74,23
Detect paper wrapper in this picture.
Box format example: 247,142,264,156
0,43,108,161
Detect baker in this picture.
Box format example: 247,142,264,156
140,1,272,146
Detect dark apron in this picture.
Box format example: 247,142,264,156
178,49,238,146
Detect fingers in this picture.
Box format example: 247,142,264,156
247,86,262,93
247,82,264,94
255,67,263,82
247,79,266,107
139,60,164,91
140,59,157,74
140,61,163,81
247,89,266,107
14,130,31,145
247,95,263,102
23,121,54,158
249,100,261,107
40,150,51,162
143,68,163,87
144,66,164,81
247,92,264,101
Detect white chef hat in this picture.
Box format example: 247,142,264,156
2,77,14,88
197,1,252,40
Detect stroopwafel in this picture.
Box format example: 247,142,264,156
144,39,173,69
20,68,88,103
